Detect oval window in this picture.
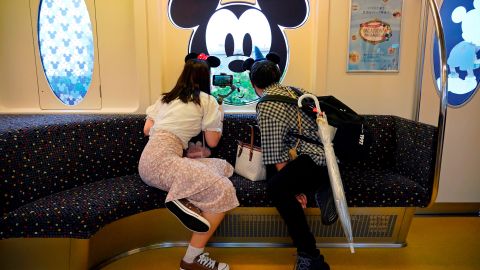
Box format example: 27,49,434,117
38,0,94,106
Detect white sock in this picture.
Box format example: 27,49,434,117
183,245,204,264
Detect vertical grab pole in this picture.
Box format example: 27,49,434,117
413,0,429,121
426,0,448,207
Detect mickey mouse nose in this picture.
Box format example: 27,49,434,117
228,60,245,73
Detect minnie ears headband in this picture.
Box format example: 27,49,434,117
242,52,281,71
185,52,220,68
185,52,279,70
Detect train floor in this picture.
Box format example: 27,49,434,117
103,216,480,270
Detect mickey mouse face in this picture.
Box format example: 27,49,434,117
169,0,309,105
205,6,272,72
452,0,480,46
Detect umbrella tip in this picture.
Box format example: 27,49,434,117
349,244,355,253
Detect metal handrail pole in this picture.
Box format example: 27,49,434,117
426,0,448,207
413,0,429,121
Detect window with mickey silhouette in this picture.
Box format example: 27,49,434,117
168,0,310,106
433,0,480,107
37,0,96,106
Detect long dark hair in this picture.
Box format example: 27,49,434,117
162,59,211,105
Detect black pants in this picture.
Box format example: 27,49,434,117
266,155,329,256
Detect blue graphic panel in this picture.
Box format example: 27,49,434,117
433,0,480,107
38,0,94,106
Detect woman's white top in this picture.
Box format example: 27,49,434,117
146,92,223,149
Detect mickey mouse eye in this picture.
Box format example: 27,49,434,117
243,33,253,57
225,33,234,57
226,32,254,57
206,8,271,58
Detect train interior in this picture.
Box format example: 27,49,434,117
0,0,479,269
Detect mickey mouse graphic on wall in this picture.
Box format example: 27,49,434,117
433,0,480,107
168,0,309,106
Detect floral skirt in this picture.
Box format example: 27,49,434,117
138,130,239,213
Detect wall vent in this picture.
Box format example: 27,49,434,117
214,214,397,238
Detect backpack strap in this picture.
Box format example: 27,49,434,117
256,86,307,109
289,86,304,97
256,94,297,112
256,90,318,117
257,94,297,105
287,131,323,146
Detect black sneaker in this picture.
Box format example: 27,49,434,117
315,187,338,225
294,252,330,270
165,199,210,233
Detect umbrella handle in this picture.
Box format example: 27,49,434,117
297,94,321,117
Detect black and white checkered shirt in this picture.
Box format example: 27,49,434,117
256,83,326,166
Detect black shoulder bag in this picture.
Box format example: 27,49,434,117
257,87,367,161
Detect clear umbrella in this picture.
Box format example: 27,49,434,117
298,94,355,253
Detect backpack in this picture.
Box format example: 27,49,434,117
257,87,367,161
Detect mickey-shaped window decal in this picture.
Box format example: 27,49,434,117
38,0,95,106
168,0,309,106
433,0,480,107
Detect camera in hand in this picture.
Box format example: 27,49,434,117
213,74,233,87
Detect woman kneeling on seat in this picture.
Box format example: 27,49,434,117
139,53,239,270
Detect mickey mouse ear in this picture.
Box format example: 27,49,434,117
185,52,199,62
266,52,281,64
206,56,220,68
242,58,255,71
185,52,220,68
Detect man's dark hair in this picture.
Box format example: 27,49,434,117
249,60,281,89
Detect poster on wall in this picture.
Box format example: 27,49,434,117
347,0,403,72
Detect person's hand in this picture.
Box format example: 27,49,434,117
296,193,307,209
186,141,211,158
143,118,154,136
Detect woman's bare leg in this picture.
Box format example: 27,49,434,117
189,211,225,248
181,212,230,269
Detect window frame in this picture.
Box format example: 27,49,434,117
30,0,102,110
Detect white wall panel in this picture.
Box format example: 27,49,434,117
324,0,423,119
0,0,39,112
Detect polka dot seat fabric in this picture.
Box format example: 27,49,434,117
1,175,165,238
0,115,149,216
0,114,160,239
220,115,437,209
0,113,437,239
